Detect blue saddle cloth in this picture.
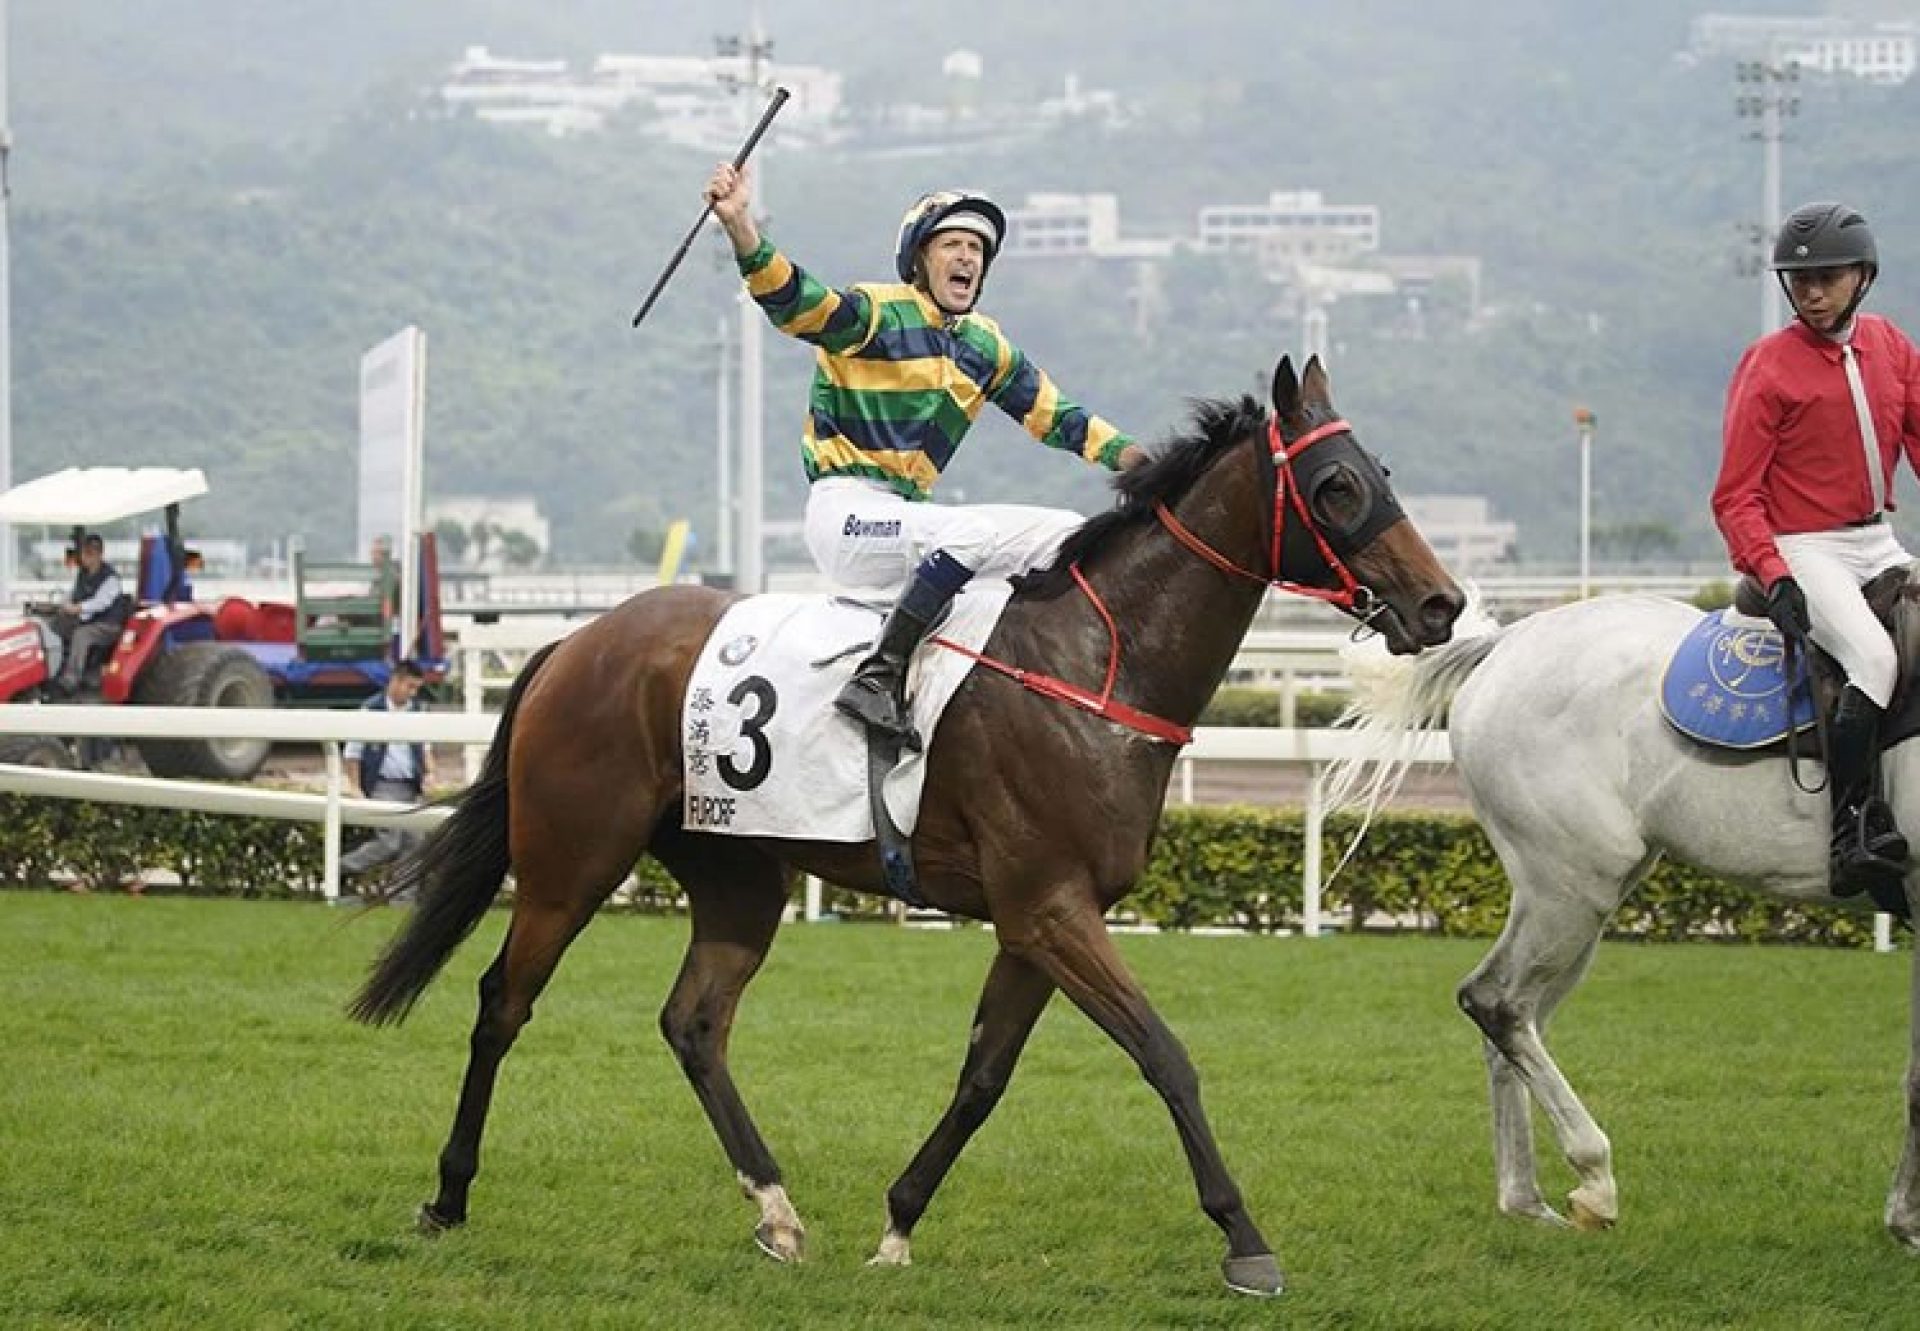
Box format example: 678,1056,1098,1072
1659,610,1816,749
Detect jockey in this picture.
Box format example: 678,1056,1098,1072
704,163,1146,747
1712,200,1920,896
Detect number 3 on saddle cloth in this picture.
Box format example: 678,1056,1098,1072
1659,608,1816,749
680,583,1013,842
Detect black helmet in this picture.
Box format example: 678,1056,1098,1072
1770,202,1878,277
894,190,1006,283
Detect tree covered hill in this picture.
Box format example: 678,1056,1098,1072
11,0,1917,563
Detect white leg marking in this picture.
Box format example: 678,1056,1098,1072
868,1227,912,1267
739,1174,807,1263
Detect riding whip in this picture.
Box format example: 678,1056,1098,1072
630,85,791,327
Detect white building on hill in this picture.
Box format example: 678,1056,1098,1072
1400,495,1518,574
1196,191,1381,264
437,46,841,141
1686,12,1918,83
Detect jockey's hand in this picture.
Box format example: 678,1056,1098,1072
1765,576,1811,639
710,165,752,229
1118,445,1150,471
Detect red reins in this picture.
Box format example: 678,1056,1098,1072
934,415,1369,747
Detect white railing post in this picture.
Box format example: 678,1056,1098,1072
1876,912,1894,954
1302,763,1324,938
804,874,823,922
1179,755,1194,805
323,740,343,901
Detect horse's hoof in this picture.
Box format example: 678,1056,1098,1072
415,1203,463,1236
753,1220,806,1264
1884,1209,1920,1252
1221,1252,1285,1297
867,1231,911,1268
1567,1192,1617,1232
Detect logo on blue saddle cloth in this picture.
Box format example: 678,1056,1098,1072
1659,610,1815,749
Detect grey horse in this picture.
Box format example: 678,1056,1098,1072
1328,591,1920,1242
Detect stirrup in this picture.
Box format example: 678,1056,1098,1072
834,678,923,752
1831,818,1909,899
1837,799,1910,864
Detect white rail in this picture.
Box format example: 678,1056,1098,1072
0,700,1438,930
0,707,493,900
0,706,1880,950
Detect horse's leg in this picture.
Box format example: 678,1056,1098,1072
1457,895,1616,1231
1481,1035,1555,1223
422,777,651,1231
1883,899,1920,1248
1004,900,1283,1297
869,947,1056,1269
422,891,614,1231
650,830,802,1262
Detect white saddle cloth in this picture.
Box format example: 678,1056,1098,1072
681,583,1012,840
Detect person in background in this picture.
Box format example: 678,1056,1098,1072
340,659,434,898
1712,199,1920,898
703,162,1146,749
52,534,129,695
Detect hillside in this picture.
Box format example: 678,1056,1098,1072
10,0,1917,564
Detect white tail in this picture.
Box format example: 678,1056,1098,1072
1323,595,1503,863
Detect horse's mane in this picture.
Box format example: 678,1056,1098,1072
1013,395,1266,599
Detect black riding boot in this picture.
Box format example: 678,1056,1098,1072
835,570,960,750
1827,684,1909,897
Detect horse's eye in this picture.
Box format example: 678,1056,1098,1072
1312,468,1367,532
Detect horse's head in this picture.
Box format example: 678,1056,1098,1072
1266,355,1464,653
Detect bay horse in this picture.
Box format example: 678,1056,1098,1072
349,354,1464,1296
1327,589,1920,1244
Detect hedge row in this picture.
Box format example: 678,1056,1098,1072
0,796,1882,947
1199,686,1349,728
1133,806,1882,948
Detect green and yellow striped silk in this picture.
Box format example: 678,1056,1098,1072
738,238,1130,501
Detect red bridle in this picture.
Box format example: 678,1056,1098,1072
933,415,1381,747
1152,415,1372,613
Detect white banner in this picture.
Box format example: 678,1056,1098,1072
357,327,427,655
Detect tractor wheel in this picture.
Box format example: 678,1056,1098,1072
133,643,274,780
0,735,76,768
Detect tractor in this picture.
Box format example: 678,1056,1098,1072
0,466,444,778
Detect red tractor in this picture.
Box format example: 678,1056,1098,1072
0,467,444,778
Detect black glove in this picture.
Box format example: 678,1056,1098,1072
1765,576,1811,639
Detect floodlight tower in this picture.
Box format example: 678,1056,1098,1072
715,19,776,593
1734,52,1800,336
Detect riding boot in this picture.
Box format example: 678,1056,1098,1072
835,557,969,751
1827,684,1909,897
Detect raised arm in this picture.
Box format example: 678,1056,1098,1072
704,163,875,355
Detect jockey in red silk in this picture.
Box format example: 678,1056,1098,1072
1712,200,1920,897
705,162,1146,748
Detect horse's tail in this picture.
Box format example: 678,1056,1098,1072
347,641,561,1027
1324,601,1506,823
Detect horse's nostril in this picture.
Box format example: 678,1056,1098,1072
1422,591,1464,638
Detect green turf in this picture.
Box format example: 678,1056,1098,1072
2,894,1915,1330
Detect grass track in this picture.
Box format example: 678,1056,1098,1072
2,893,1916,1330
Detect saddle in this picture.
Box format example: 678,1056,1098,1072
1728,566,1920,751
1662,568,1919,751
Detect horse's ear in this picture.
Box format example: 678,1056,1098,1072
1271,356,1301,421
1301,354,1334,408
